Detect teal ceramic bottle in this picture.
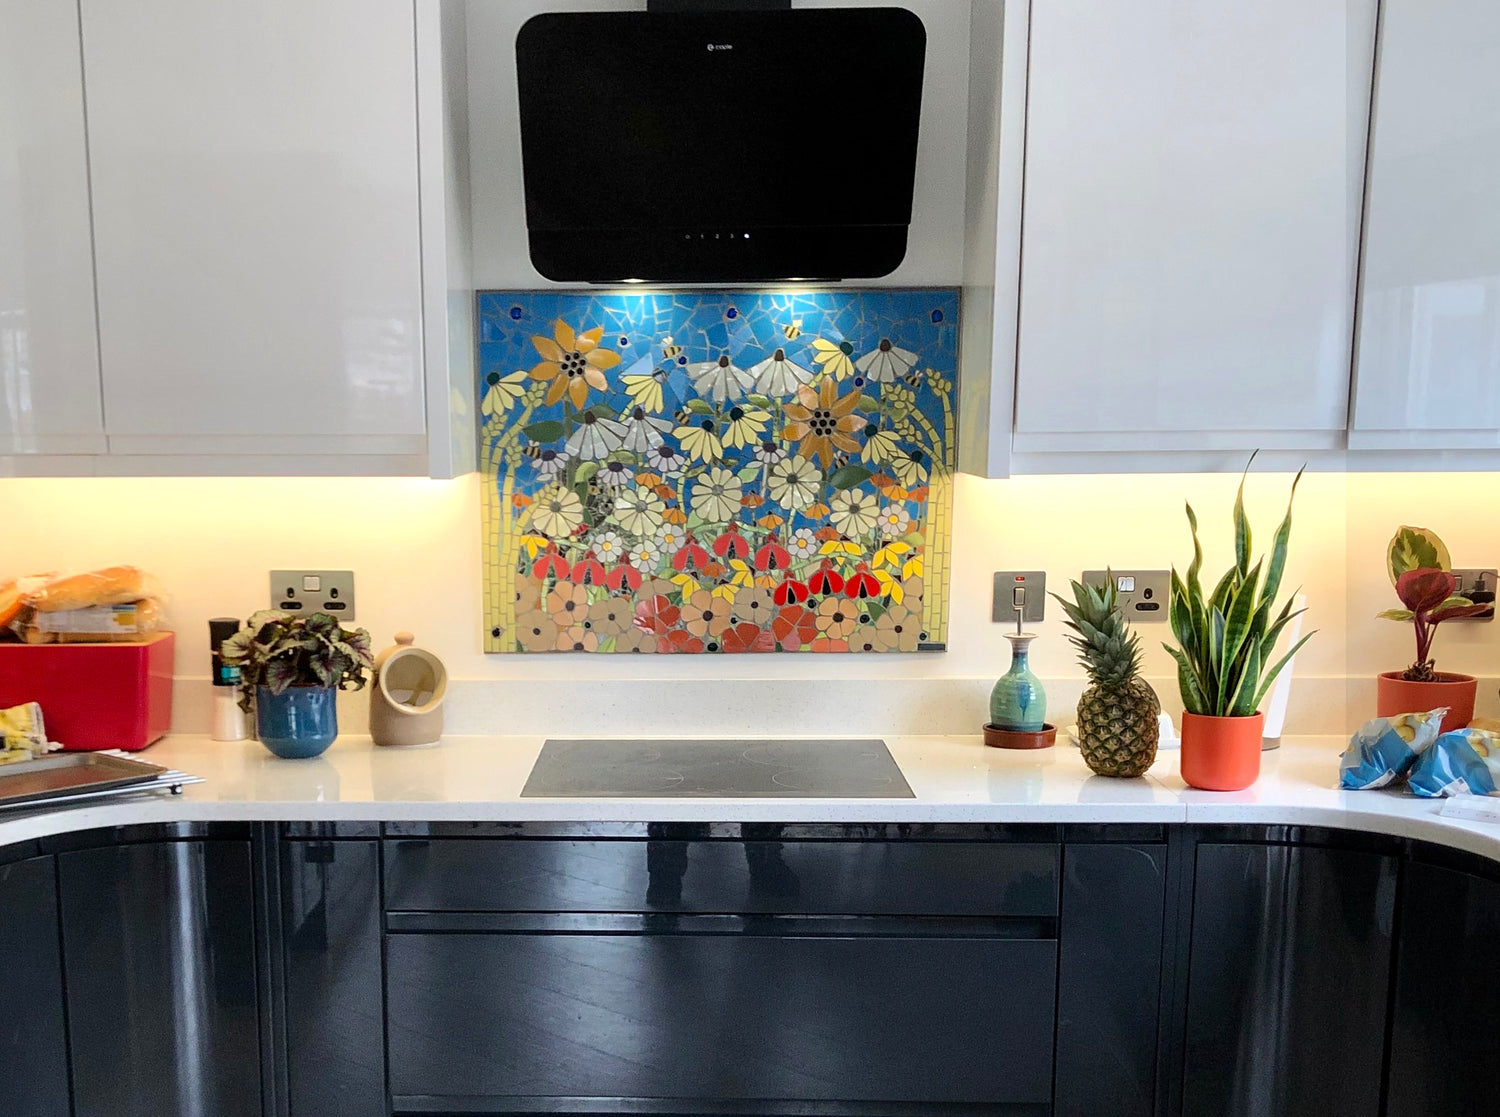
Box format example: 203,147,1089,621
989,633,1047,731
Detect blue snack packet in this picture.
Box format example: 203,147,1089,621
1408,728,1500,798
1339,709,1448,790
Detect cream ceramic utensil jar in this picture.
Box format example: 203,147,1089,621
369,632,446,747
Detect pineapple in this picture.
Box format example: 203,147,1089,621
1057,576,1161,778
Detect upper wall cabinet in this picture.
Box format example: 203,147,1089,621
0,0,105,456
79,0,426,461
1351,0,1500,450
1010,0,1376,459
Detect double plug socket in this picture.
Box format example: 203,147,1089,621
1452,568,1497,621
269,570,356,620
1082,570,1172,623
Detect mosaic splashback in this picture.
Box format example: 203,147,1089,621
479,290,958,654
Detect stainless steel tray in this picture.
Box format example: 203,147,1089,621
0,752,169,809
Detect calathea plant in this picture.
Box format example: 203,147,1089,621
1379,526,1488,681
219,610,374,713
1165,459,1316,718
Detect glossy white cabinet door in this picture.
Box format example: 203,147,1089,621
81,0,425,455
1013,0,1375,453
0,0,105,455
1352,0,1500,449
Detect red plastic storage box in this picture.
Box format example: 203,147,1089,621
0,632,175,751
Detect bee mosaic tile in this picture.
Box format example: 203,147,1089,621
479,289,958,654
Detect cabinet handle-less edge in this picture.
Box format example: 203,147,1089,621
390,1097,1051,1116
385,911,1057,938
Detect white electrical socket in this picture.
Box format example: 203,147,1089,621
269,570,356,620
1082,570,1172,623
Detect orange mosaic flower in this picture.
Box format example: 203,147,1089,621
528,319,621,407
511,493,533,509
782,378,863,467
772,603,818,650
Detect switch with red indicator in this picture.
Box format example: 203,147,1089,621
992,571,1046,623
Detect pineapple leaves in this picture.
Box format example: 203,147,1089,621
1164,456,1316,718
1053,574,1145,687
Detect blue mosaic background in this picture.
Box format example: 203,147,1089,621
478,289,959,654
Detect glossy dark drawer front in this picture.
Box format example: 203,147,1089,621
384,838,1059,916
0,856,70,1117
59,840,261,1117
387,932,1057,1106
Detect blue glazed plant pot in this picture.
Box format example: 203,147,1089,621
255,685,338,759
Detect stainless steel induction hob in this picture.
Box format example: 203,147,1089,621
521,738,914,799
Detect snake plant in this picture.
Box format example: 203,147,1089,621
1165,459,1315,718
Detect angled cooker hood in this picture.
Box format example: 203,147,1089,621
514,6,927,283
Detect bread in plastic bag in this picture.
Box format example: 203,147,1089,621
1338,708,1449,790
13,598,163,643
4,568,164,643
1407,728,1500,798
27,566,159,612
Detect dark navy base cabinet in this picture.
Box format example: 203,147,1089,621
10,820,1500,1116
0,853,71,1117
58,837,261,1117
1055,843,1168,1117
1386,855,1500,1117
1182,842,1397,1117
280,837,386,1117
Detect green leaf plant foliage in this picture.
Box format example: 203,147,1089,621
1165,455,1316,719
219,610,375,713
1377,526,1489,680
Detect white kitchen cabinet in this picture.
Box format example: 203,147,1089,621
0,0,105,456
1351,0,1500,450
79,0,427,461
1010,0,1376,459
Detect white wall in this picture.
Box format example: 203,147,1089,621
3,470,1496,737
462,0,974,289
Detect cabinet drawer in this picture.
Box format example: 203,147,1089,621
387,931,1056,1109
383,838,1059,917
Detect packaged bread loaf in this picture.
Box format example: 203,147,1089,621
0,580,21,630
31,598,164,643
28,566,158,612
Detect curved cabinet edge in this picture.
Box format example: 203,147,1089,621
3,808,1500,870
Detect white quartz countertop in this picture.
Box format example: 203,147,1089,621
4,733,1500,863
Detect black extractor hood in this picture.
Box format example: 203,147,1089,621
514,6,927,284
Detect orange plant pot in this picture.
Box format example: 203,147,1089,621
1376,671,1476,730
1180,711,1264,791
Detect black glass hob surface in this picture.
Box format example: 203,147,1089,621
521,738,914,798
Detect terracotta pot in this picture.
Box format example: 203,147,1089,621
1180,712,1264,791
1376,671,1477,730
